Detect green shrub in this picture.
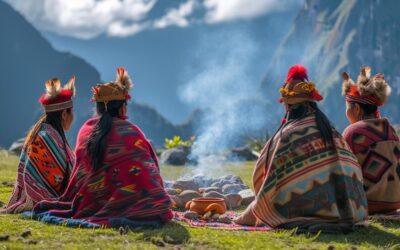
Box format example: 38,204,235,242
245,130,270,153
164,136,195,149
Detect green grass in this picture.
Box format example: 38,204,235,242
1,150,400,249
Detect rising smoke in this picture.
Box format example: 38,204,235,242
179,30,273,175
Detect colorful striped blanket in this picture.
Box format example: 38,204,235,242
250,115,368,231
26,117,173,228
173,211,272,231
343,118,400,214
1,123,74,213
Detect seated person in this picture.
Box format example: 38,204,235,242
27,68,173,228
342,67,400,214
234,65,368,233
1,77,76,213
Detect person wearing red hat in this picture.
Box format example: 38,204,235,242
1,77,76,213
234,65,368,233
342,67,400,215
25,68,173,229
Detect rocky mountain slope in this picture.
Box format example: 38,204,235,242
0,0,193,148
261,0,400,130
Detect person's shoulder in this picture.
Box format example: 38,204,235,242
77,118,99,135
37,123,60,141
342,121,372,144
83,117,100,127
283,115,316,134
114,118,146,138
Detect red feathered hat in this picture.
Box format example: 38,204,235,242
279,64,323,104
38,76,76,112
285,64,309,83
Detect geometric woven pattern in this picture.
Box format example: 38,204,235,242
28,117,173,228
343,118,400,214
363,150,391,183
251,115,368,228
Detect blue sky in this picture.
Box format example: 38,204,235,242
4,0,302,123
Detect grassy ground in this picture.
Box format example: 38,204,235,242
1,151,400,249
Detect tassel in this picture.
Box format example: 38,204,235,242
375,109,381,118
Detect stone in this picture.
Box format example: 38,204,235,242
217,214,232,224
20,229,31,238
118,227,128,235
203,191,225,200
225,193,242,209
170,195,181,208
211,213,221,220
0,235,9,242
160,147,189,166
199,187,222,194
1,181,14,187
231,176,246,186
222,184,245,194
174,190,202,208
229,146,259,161
151,239,166,247
173,179,199,191
239,189,255,206
8,138,25,155
165,188,179,196
193,175,215,187
211,180,234,188
183,211,199,220
163,235,182,244
164,181,174,189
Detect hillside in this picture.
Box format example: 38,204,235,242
0,0,192,148
261,0,400,130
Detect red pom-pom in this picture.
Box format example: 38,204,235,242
278,97,284,103
38,89,73,105
286,64,308,83
375,110,381,118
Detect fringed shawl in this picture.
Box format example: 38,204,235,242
251,115,368,229
27,118,172,228
2,123,74,213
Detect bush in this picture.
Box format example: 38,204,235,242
164,136,195,149
245,130,270,153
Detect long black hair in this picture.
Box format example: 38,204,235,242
26,109,71,146
287,102,335,148
86,100,126,170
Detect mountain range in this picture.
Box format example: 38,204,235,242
261,0,400,130
0,0,193,148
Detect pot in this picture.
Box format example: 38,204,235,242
185,197,226,215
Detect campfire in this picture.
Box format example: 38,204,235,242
165,174,255,222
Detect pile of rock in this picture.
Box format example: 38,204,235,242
165,174,255,210
8,138,25,155
160,146,260,166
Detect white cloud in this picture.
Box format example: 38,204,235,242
3,0,300,39
203,0,289,23
153,0,197,29
108,21,149,37
4,0,156,39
